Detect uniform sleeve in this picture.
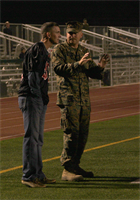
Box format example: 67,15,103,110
51,45,81,77
86,61,104,80
85,55,105,80
86,64,104,80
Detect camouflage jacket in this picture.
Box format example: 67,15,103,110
51,41,104,107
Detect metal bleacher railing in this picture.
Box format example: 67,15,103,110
0,23,140,97
22,24,140,87
82,29,140,55
108,26,140,44
22,24,104,55
0,30,34,97
0,31,33,58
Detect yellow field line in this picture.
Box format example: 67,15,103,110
0,136,140,174
84,136,140,152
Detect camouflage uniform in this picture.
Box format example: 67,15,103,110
51,40,104,167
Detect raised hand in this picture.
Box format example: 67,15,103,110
79,53,92,65
98,54,110,68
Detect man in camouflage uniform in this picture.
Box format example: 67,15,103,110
51,21,109,181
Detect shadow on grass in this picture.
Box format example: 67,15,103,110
84,176,139,182
46,176,140,189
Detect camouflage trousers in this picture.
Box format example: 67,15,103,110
60,104,91,167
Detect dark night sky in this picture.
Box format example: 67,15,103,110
1,0,139,27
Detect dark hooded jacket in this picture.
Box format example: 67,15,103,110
18,42,50,105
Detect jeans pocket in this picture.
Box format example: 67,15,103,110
18,97,27,112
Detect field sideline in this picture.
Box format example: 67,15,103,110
0,83,139,199
1,115,140,200
0,134,139,175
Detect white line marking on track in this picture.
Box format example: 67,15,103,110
0,113,139,141
90,112,139,123
1,97,139,121
0,105,139,129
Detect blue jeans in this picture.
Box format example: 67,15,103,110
18,96,47,181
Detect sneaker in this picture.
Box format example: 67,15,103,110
130,178,140,184
40,177,56,184
21,178,46,188
61,169,83,181
75,165,94,178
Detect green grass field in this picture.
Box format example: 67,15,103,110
0,115,140,200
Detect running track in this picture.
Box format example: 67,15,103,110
0,83,139,141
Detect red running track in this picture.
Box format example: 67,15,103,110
0,83,139,141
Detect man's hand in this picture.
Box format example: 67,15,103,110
21,74,23,81
79,53,92,65
98,54,110,68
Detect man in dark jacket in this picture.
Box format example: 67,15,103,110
51,21,109,181
18,22,61,188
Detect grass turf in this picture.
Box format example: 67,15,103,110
0,115,140,200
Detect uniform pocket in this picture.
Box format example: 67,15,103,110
60,107,71,133
57,91,74,107
67,94,74,106
18,96,27,112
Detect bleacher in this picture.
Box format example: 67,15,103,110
0,60,23,97
0,23,140,97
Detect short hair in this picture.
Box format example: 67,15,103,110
5,21,9,24
41,22,59,39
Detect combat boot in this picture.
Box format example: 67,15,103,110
130,178,140,184
61,169,83,181
75,165,94,178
